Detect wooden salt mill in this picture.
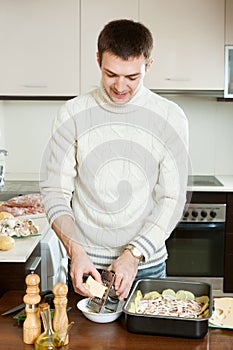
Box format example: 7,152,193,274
52,282,69,345
23,272,41,344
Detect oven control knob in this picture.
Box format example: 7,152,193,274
201,210,207,218
210,210,217,218
192,210,198,218
183,210,189,219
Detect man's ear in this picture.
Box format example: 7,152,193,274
96,52,101,67
146,58,154,72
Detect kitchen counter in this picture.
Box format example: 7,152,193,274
0,180,39,193
0,180,40,201
188,175,233,192
0,216,48,263
1,177,233,197
1,290,233,350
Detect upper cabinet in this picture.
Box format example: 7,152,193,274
0,0,80,96
80,0,139,94
139,0,225,90
225,0,233,44
0,0,228,96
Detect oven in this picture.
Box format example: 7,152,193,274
166,179,227,294
167,203,226,275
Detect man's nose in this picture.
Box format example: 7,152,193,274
114,76,126,92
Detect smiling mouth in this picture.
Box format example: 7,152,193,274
112,90,128,97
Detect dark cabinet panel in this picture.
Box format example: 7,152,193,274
226,193,233,232
224,193,233,292
189,191,227,203
0,244,41,297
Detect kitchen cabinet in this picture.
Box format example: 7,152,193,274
139,0,225,90
225,193,233,292
225,0,233,44
0,241,41,297
0,0,79,97
80,0,139,94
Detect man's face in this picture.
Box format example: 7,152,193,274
98,51,152,104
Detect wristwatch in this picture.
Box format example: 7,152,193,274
125,244,144,262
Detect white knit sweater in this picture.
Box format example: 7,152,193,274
40,84,189,270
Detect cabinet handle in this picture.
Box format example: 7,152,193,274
165,78,191,82
21,84,47,88
25,256,41,273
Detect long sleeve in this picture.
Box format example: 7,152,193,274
40,102,77,224
130,102,189,261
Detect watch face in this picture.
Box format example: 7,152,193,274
132,246,142,259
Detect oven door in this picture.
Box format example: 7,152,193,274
166,222,225,277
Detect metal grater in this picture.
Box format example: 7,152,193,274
87,270,119,313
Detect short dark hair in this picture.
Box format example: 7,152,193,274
97,19,153,65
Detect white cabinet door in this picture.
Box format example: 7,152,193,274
80,0,139,94
139,0,225,90
0,0,79,96
226,0,233,44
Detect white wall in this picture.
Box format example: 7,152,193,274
163,95,233,176
0,96,233,180
1,100,63,180
0,102,6,148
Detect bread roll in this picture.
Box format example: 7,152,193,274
0,211,14,220
0,236,15,250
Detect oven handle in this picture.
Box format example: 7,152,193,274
175,222,225,231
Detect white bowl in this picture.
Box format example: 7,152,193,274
77,298,124,323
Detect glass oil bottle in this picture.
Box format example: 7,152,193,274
34,303,63,350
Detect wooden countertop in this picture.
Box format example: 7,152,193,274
1,291,233,350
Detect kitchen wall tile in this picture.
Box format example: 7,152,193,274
215,102,233,174
0,102,6,148
2,100,63,180
163,95,233,176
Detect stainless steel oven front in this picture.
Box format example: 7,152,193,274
166,203,226,294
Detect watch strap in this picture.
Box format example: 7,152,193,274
125,244,144,262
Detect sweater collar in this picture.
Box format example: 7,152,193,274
93,82,149,114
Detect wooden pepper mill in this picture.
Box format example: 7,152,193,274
52,282,69,345
23,272,41,345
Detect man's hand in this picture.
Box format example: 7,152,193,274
69,242,102,297
52,215,102,297
108,249,139,301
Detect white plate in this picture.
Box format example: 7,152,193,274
209,322,233,330
77,298,124,323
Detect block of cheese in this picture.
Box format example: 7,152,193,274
84,275,107,299
209,297,233,328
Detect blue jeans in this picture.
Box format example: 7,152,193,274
135,261,167,281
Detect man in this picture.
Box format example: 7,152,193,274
40,19,189,301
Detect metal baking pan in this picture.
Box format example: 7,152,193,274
123,278,212,338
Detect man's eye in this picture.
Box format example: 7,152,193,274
106,73,115,78
128,76,138,81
